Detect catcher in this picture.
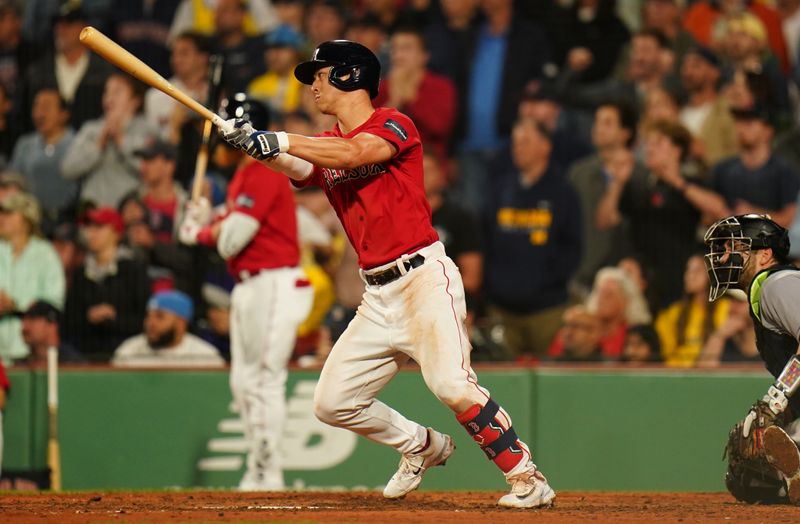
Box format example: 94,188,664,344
705,214,800,504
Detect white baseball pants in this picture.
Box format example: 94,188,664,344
229,266,313,479
313,241,495,454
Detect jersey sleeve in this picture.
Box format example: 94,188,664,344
233,170,281,221
360,110,421,157
760,272,800,341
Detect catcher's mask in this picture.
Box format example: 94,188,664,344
704,214,790,301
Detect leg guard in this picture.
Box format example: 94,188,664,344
456,399,526,473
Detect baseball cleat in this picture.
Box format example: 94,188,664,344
763,425,800,504
383,428,455,499
498,460,556,509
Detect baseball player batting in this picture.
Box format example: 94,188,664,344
219,40,555,508
706,214,800,504
180,95,313,491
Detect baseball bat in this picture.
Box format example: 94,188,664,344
191,54,225,202
47,346,62,491
79,26,230,132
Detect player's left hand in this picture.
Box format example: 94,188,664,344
219,118,254,150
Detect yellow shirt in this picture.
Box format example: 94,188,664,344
248,72,303,114
656,298,731,367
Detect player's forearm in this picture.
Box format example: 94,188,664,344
286,134,372,169
264,153,314,181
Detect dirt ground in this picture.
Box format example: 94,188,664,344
2,490,800,523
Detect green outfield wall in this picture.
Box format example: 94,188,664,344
2,367,772,491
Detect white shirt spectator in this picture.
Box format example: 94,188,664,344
112,333,225,367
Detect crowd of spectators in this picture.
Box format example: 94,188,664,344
2,0,800,369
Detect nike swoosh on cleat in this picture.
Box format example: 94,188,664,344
412,467,422,475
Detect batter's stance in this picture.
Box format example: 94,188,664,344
219,40,555,508
705,214,800,504
180,95,313,491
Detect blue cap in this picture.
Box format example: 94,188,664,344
147,290,194,321
265,25,305,49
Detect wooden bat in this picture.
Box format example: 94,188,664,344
191,53,225,202
79,26,231,133
47,346,61,491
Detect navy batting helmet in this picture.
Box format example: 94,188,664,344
294,40,381,99
703,214,790,301
219,93,271,130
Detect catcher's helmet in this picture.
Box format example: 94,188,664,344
219,93,271,130
703,214,790,301
294,40,381,99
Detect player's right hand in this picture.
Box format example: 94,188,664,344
219,118,254,150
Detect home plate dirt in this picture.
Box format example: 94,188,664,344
1,490,797,522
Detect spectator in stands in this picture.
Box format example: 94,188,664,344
711,103,800,227
550,305,605,363
423,0,480,83
362,0,405,33
483,117,582,358
423,150,482,325
697,290,759,366
213,0,266,94
0,169,24,202
0,0,34,101
779,0,800,72
456,0,551,214
584,267,652,359
144,31,210,142
374,26,457,163
656,253,731,367
558,29,675,113
112,290,224,367
9,88,76,227
640,0,698,68
197,276,232,360
64,207,149,361
679,47,738,166
0,357,7,475
304,0,346,47
132,138,187,244
621,324,662,365
0,192,64,364
517,84,593,173
714,12,791,127
23,2,112,130
273,0,305,32
62,73,155,208
548,0,631,84
248,25,305,114
109,0,182,80
569,101,644,298
169,0,279,42
683,0,789,73
597,119,726,306
0,82,18,169
20,300,84,364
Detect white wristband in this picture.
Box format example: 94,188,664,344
276,131,290,153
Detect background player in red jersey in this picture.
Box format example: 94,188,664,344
220,40,555,508
180,95,313,491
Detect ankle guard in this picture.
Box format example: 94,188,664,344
457,399,525,472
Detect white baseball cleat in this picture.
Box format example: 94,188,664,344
763,425,800,503
383,428,455,499
498,460,556,509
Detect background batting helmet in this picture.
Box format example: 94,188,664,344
219,93,271,130
294,40,381,99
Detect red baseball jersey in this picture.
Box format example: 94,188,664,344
293,107,438,269
225,160,300,275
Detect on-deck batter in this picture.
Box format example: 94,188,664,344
219,40,555,508
180,95,313,491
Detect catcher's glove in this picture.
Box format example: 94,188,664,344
724,401,784,463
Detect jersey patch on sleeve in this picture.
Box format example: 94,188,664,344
383,119,408,142
235,194,255,209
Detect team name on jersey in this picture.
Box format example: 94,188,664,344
321,163,387,189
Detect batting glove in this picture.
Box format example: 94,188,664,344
219,118,253,150
245,129,290,161
178,219,202,245
185,197,212,226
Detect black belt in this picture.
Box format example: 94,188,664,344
364,254,425,286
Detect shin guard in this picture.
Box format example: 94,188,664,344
456,399,526,473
